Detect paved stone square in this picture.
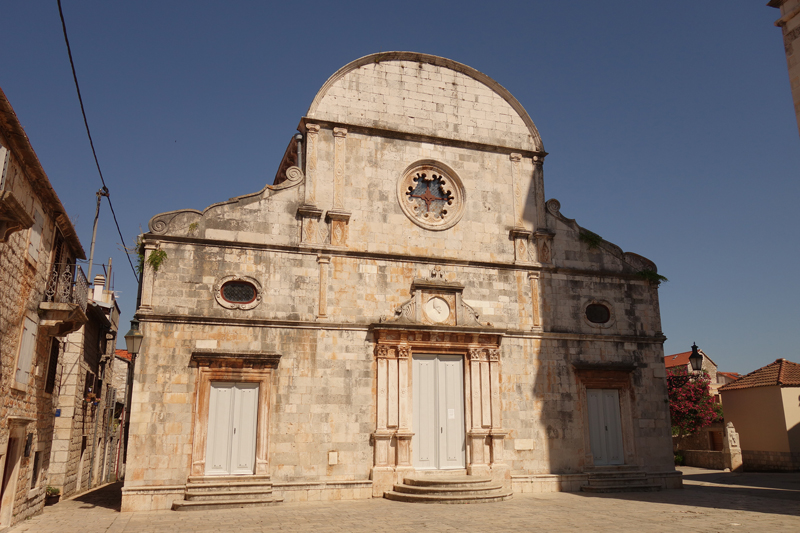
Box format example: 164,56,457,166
7,468,800,532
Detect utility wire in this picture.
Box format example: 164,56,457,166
57,0,140,284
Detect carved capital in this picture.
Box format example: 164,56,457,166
376,345,390,358
333,127,348,138
509,153,522,163
397,346,410,359
469,348,483,361
305,123,320,134
488,348,500,361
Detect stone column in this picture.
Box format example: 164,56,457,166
528,272,542,330
532,155,546,230
138,242,158,310
510,153,533,263
303,124,320,207
298,124,323,245
395,346,414,479
326,127,351,247
467,348,490,477
316,255,329,319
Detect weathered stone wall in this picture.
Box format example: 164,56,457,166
742,449,800,471
683,450,725,470
0,153,58,526
123,53,675,511
308,57,538,152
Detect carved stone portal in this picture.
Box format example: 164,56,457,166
370,272,508,496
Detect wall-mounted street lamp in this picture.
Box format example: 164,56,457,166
668,343,704,387
124,319,143,356
688,342,703,372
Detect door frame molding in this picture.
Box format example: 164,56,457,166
370,327,507,494
189,352,281,476
573,364,637,468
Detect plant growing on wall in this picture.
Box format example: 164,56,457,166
578,229,603,250
132,236,168,275
667,367,723,449
636,269,668,285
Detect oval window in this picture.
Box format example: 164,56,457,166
585,303,610,324
221,281,256,304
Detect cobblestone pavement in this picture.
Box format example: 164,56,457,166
8,468,800,533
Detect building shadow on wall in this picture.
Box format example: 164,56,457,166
72,481,123,512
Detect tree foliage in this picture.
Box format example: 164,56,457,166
667,367,723,442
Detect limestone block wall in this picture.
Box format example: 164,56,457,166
500,337,673,475
124,323,375,488
308,57,537,151
0,157,60,526
142,241,657,339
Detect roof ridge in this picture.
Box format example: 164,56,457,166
777,358,786,385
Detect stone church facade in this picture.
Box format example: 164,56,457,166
121,52,679,511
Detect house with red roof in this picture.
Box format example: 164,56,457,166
719,359,800,471
664,349,740,402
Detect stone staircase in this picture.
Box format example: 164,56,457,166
580,465,662,493
172,475,282,511
384,475,512,504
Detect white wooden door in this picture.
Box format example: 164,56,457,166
586,389,624,465
413,355,465,470
205,382,259,475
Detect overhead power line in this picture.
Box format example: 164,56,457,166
57,0,139,284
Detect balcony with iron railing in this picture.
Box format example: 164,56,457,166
39,263,89,337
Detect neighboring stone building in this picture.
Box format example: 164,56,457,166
48,274,121,498
0,87,87,527
122,52,679,512
719,358,800,471
769,0,800,137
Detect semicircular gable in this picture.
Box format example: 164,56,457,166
307,52,543,153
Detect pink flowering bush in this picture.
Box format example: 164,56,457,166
667,367,723,445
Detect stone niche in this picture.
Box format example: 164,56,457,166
370,267,509,496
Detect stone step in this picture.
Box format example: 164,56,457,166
172,497,281,511
586,478,648,488
392,483,504,497
584,465,642,473
185,489,274,501
187,475,271,484
581,484,662,493
586,472,647,480
403,476,494,489
384,490,512,504
185,481,273,492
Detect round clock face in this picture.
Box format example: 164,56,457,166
424,297,451,323
397,161,465,231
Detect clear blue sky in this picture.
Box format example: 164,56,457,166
2,2,797,374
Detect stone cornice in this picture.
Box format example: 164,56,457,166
140,233,655,284
297,116,546,159
134,312,666,344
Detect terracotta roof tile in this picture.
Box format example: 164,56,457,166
663,349,716,369
719,359,800,391
717,371,741,381
115,348,132,361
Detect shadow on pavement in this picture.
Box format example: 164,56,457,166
574,469,800,518
72,482,123,512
